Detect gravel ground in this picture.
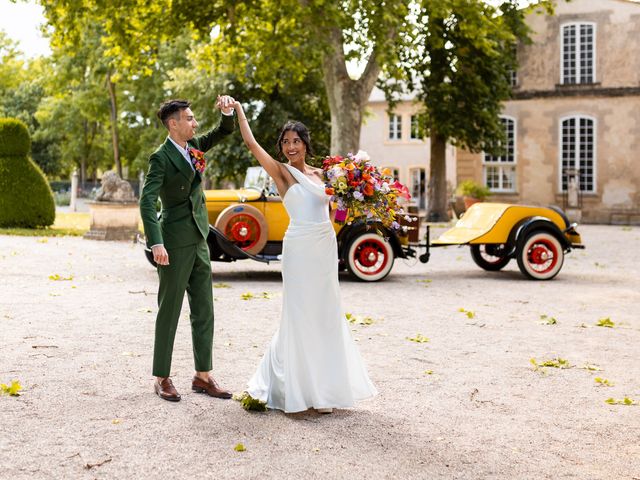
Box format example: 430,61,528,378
1,224,639,480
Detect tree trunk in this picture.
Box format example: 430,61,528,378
106,70,122,178
80,119,89,185
428,130,448,222
321,28,380,155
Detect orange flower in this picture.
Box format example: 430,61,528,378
363,183,374,196
325,187,335,195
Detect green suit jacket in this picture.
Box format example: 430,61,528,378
139,114,234,249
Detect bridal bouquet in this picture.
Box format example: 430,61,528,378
322,150,411,231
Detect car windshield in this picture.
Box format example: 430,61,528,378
243,166,278,196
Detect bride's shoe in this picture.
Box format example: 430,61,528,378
316,408,333,414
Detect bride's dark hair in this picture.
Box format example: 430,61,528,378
276,121,314,161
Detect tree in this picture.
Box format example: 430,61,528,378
38,0,408,155
385,0,552,221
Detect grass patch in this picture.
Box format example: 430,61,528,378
0,212,90,237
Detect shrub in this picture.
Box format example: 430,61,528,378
456,180,491,201
0,118,55,228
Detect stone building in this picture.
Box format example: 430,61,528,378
359,88,457,213
457,0,640,224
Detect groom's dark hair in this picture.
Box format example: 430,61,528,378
157,99,191,129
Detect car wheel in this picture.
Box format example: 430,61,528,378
345,232,394,282
516,231,564,280
215,204,268,255
470,244,510,271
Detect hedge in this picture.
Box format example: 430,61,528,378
0,118,55,228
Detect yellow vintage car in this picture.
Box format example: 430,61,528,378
144,167,421,281
424,202,585,280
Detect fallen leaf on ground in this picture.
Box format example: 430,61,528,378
234,443,246,452
594,377,614,387
407,334,429,343
596,317,615,328
605,397,637,406
346,312,375,325
49,274,74,281
530,357,572,371
0,380,22,396
539,314,557,325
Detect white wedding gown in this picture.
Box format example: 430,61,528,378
246,164,378,413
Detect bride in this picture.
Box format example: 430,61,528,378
232,100,377,413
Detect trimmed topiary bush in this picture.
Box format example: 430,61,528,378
0,118,55,228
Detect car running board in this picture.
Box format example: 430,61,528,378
208,227,271,263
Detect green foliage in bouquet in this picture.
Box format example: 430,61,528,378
233,392,267,412
0,118,55,228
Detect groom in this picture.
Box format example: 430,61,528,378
139,96,235,402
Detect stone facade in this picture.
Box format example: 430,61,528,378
457,0,640,224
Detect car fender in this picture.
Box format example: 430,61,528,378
509,216,570,250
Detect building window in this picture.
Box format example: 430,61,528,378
483,117,516,192
561,23,595,85
410,115,422,140
560,116,595,192
409,167,426,209
388,114,402,140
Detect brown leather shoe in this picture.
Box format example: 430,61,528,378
154,377,181,402
192,375,232,399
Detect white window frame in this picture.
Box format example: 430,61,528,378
408,166,427,210
482,115,517,193
558,114,597,194
388,114,402,141
560,22,596,85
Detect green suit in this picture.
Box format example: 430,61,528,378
139,113,234,377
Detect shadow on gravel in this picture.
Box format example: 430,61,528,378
211,270,282,283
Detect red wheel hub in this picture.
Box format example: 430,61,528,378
527,239,558,273
225,215,262,251
230,221,251,241
359,246,379,267
353,239,388,275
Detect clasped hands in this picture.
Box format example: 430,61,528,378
216,95,235,115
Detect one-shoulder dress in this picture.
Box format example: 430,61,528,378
246,164,378,412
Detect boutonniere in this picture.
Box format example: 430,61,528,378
188,147,206,174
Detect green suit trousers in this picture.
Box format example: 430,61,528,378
153,239,214,377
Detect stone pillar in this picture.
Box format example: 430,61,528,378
70,170,78,212
84,201,140,241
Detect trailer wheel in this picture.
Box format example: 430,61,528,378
516,231,564,280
